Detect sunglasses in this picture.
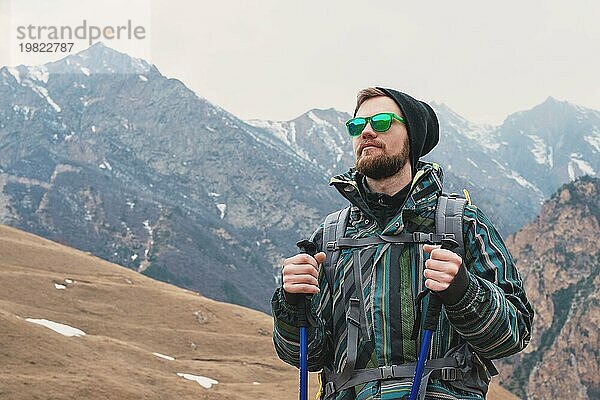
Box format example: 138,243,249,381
345,112,406,137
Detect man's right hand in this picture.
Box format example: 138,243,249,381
282,252,326,295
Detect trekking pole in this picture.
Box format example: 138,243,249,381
408,238,458,400
296,239,317,400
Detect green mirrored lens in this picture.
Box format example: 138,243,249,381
347,118,366,137
370,113,392,132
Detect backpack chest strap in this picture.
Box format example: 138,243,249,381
328,233,455,251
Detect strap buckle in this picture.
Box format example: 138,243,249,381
440,367,458,381
379,365,394,380
326,241,337,251
412,232,434,243
412,232,457,244
347,298,360,327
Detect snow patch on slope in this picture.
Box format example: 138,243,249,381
153,352,175,361
584,130,600,153
568,153,596,180
491,159,545,200
249,120,292,145
26,318,86,337
6,67,21,84
307,111,332,127
28,66,49,83
216,203,226,219
527,135,553,168
23,81,61,112
177,373,218,388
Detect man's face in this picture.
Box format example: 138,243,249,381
352,96,410,180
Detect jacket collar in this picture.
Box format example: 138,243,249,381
329,162,444,232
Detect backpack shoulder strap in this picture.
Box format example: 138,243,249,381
435,192,500,380
322,206,351,288
435,192,468,260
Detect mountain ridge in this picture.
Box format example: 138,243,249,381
0,42,345,312
1,42,599,309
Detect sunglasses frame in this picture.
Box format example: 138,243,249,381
345,112,406,137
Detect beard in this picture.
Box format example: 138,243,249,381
355,137,410,180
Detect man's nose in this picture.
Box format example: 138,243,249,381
360,122,377,138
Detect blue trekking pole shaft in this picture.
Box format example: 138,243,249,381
296,240,317,400
299,308,309,400
408,294,442,400
408,238,458,400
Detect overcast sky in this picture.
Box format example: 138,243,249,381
1,0,599,125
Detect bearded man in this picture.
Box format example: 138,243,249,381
271,87,533,400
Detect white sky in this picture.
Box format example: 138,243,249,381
1,0,598,125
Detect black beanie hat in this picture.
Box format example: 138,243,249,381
355,87,439,175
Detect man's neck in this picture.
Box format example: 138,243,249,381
364,163,412,196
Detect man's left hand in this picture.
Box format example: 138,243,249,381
422,244,462,292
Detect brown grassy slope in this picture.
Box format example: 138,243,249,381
0,223,307,399
0,224,516,399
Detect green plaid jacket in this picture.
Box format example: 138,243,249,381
272,162,534,400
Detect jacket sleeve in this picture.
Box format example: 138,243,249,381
442,204,534,359
271,226,334,371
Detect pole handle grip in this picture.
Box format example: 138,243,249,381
423,238,458,331
295,240,317,327
295,240,316,400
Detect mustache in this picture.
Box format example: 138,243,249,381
357,140,385,154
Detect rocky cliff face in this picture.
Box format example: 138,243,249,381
499,176,599,399
0,43,346,312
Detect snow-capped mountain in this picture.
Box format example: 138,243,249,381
492,97,600,194
0,43,345,312
249,108,353,177
1,43,598,312
251,98,599,234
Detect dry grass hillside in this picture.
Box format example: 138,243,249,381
0,224,517,399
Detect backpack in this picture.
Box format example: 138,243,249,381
315,191,499,400
321,191,468,289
